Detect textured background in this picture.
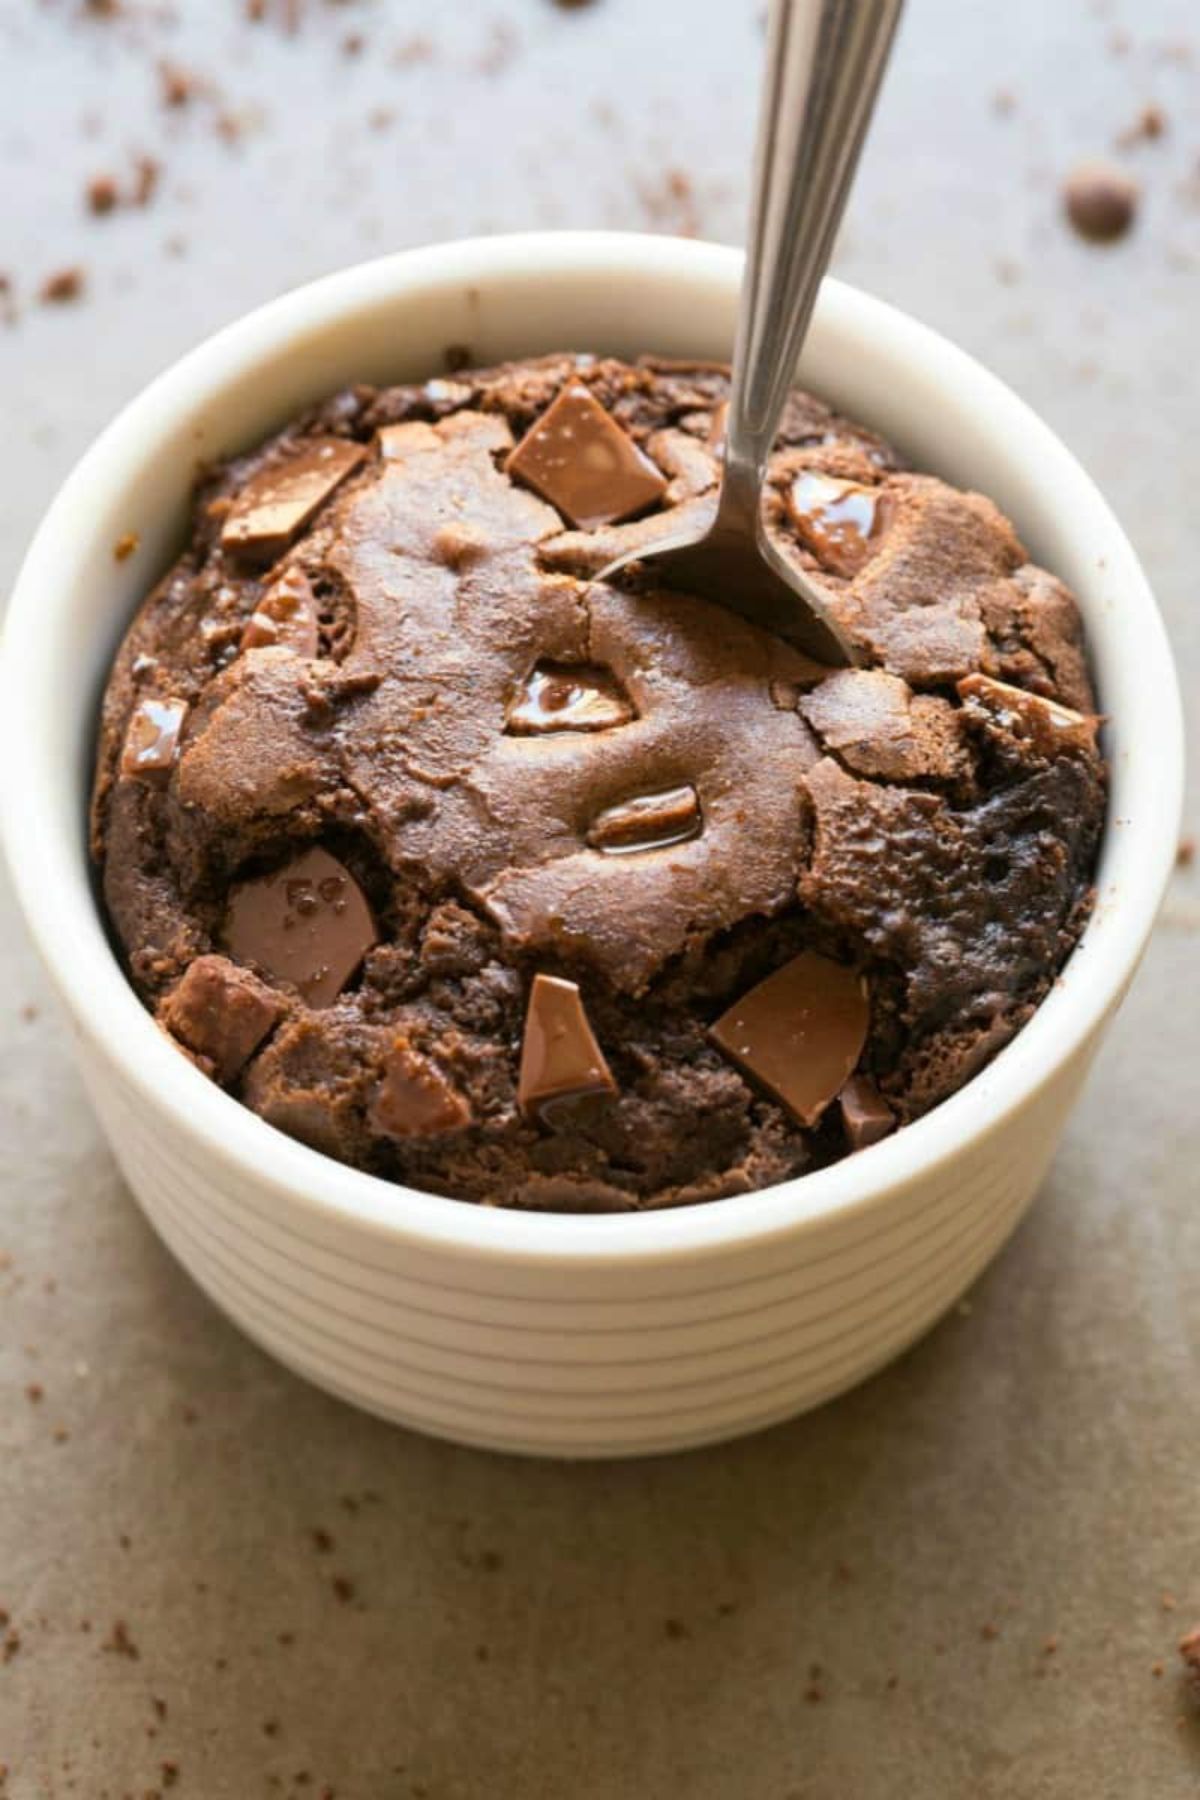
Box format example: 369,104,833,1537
1,1,1198,1795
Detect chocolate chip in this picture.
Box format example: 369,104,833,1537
786,471,884,577
120,696,188,783
588,784,701,854
220,439,368,566
240,566,320,656
224,848,377,1008
517,975,616,1121
505,385,667,529
710,952,869,1128
1063,161,1139,243
505,662,634,734
370,1037,471,1139
837,1074,895,1151
161,955,283,1083
957,672,1097,757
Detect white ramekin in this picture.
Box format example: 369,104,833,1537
0,233,1183,1458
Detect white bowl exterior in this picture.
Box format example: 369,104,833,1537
0,234,1183,1456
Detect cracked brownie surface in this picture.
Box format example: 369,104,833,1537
91,353,1106,1211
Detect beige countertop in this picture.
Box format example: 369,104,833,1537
1,1,1197,1794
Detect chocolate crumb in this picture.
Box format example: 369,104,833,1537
311,1527,335,1554
392,34,434,65
1063,160,1139,242
478,1550,504,1573
1,1633,19,1665
1152,1660,1166,1678
1176,838,1195,869
160,1763,179,1789
885,1674,899,1690
132,156,161,207
87,174,120,215
341,31,364,55
277,1630,296,1646
1117,104,1167,147
331,1576,355,1604
39,268,85,305
114,534,139,561
663,1618,689,1641
102,1619,139,1659
26,1382,43,1404
159,61,199,108
262,1720,280,1738
980,1621,1000,1641
151,1698,168,1720
1043,1635,1059,1655
20,1003,38,1023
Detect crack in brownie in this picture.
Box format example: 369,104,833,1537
90,353,1106,1212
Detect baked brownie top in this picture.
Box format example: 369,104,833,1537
90,353,1105,1211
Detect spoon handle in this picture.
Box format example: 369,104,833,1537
719,0,904,531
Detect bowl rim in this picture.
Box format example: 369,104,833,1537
0,230,1184,1270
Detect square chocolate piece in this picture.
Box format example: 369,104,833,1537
506,385,667,530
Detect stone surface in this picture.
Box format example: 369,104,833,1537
0,0,1197,1795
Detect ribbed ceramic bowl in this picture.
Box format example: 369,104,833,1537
0,234,1183,1457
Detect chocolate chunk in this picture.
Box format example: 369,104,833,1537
240,566,320,656
1063,160,1138,243
957,671,1097,757
588,784,701,854
517,974,616,1120
838,1074,895,1151
161,954,283,1083
505,385,667,529
710,952,869,1127
370,1037,471,1139
220,439,367,565
506,662,634,734
224,847,377,1008
786,471,884,577
120,696,187,783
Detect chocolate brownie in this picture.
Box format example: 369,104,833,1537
90,354,1105,1211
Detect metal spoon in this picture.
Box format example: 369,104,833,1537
602,0,904,665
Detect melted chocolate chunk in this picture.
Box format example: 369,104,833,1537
588,785,701,854
710,952,870,1128
120,696,187,783
517,974,616,1120
957,672,1097,757
240,566,320,656
506,662,634,734
787,471,883,577
223,847,377,1008
370,1037,471,1139
220,439,367,565
505,384,667,529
